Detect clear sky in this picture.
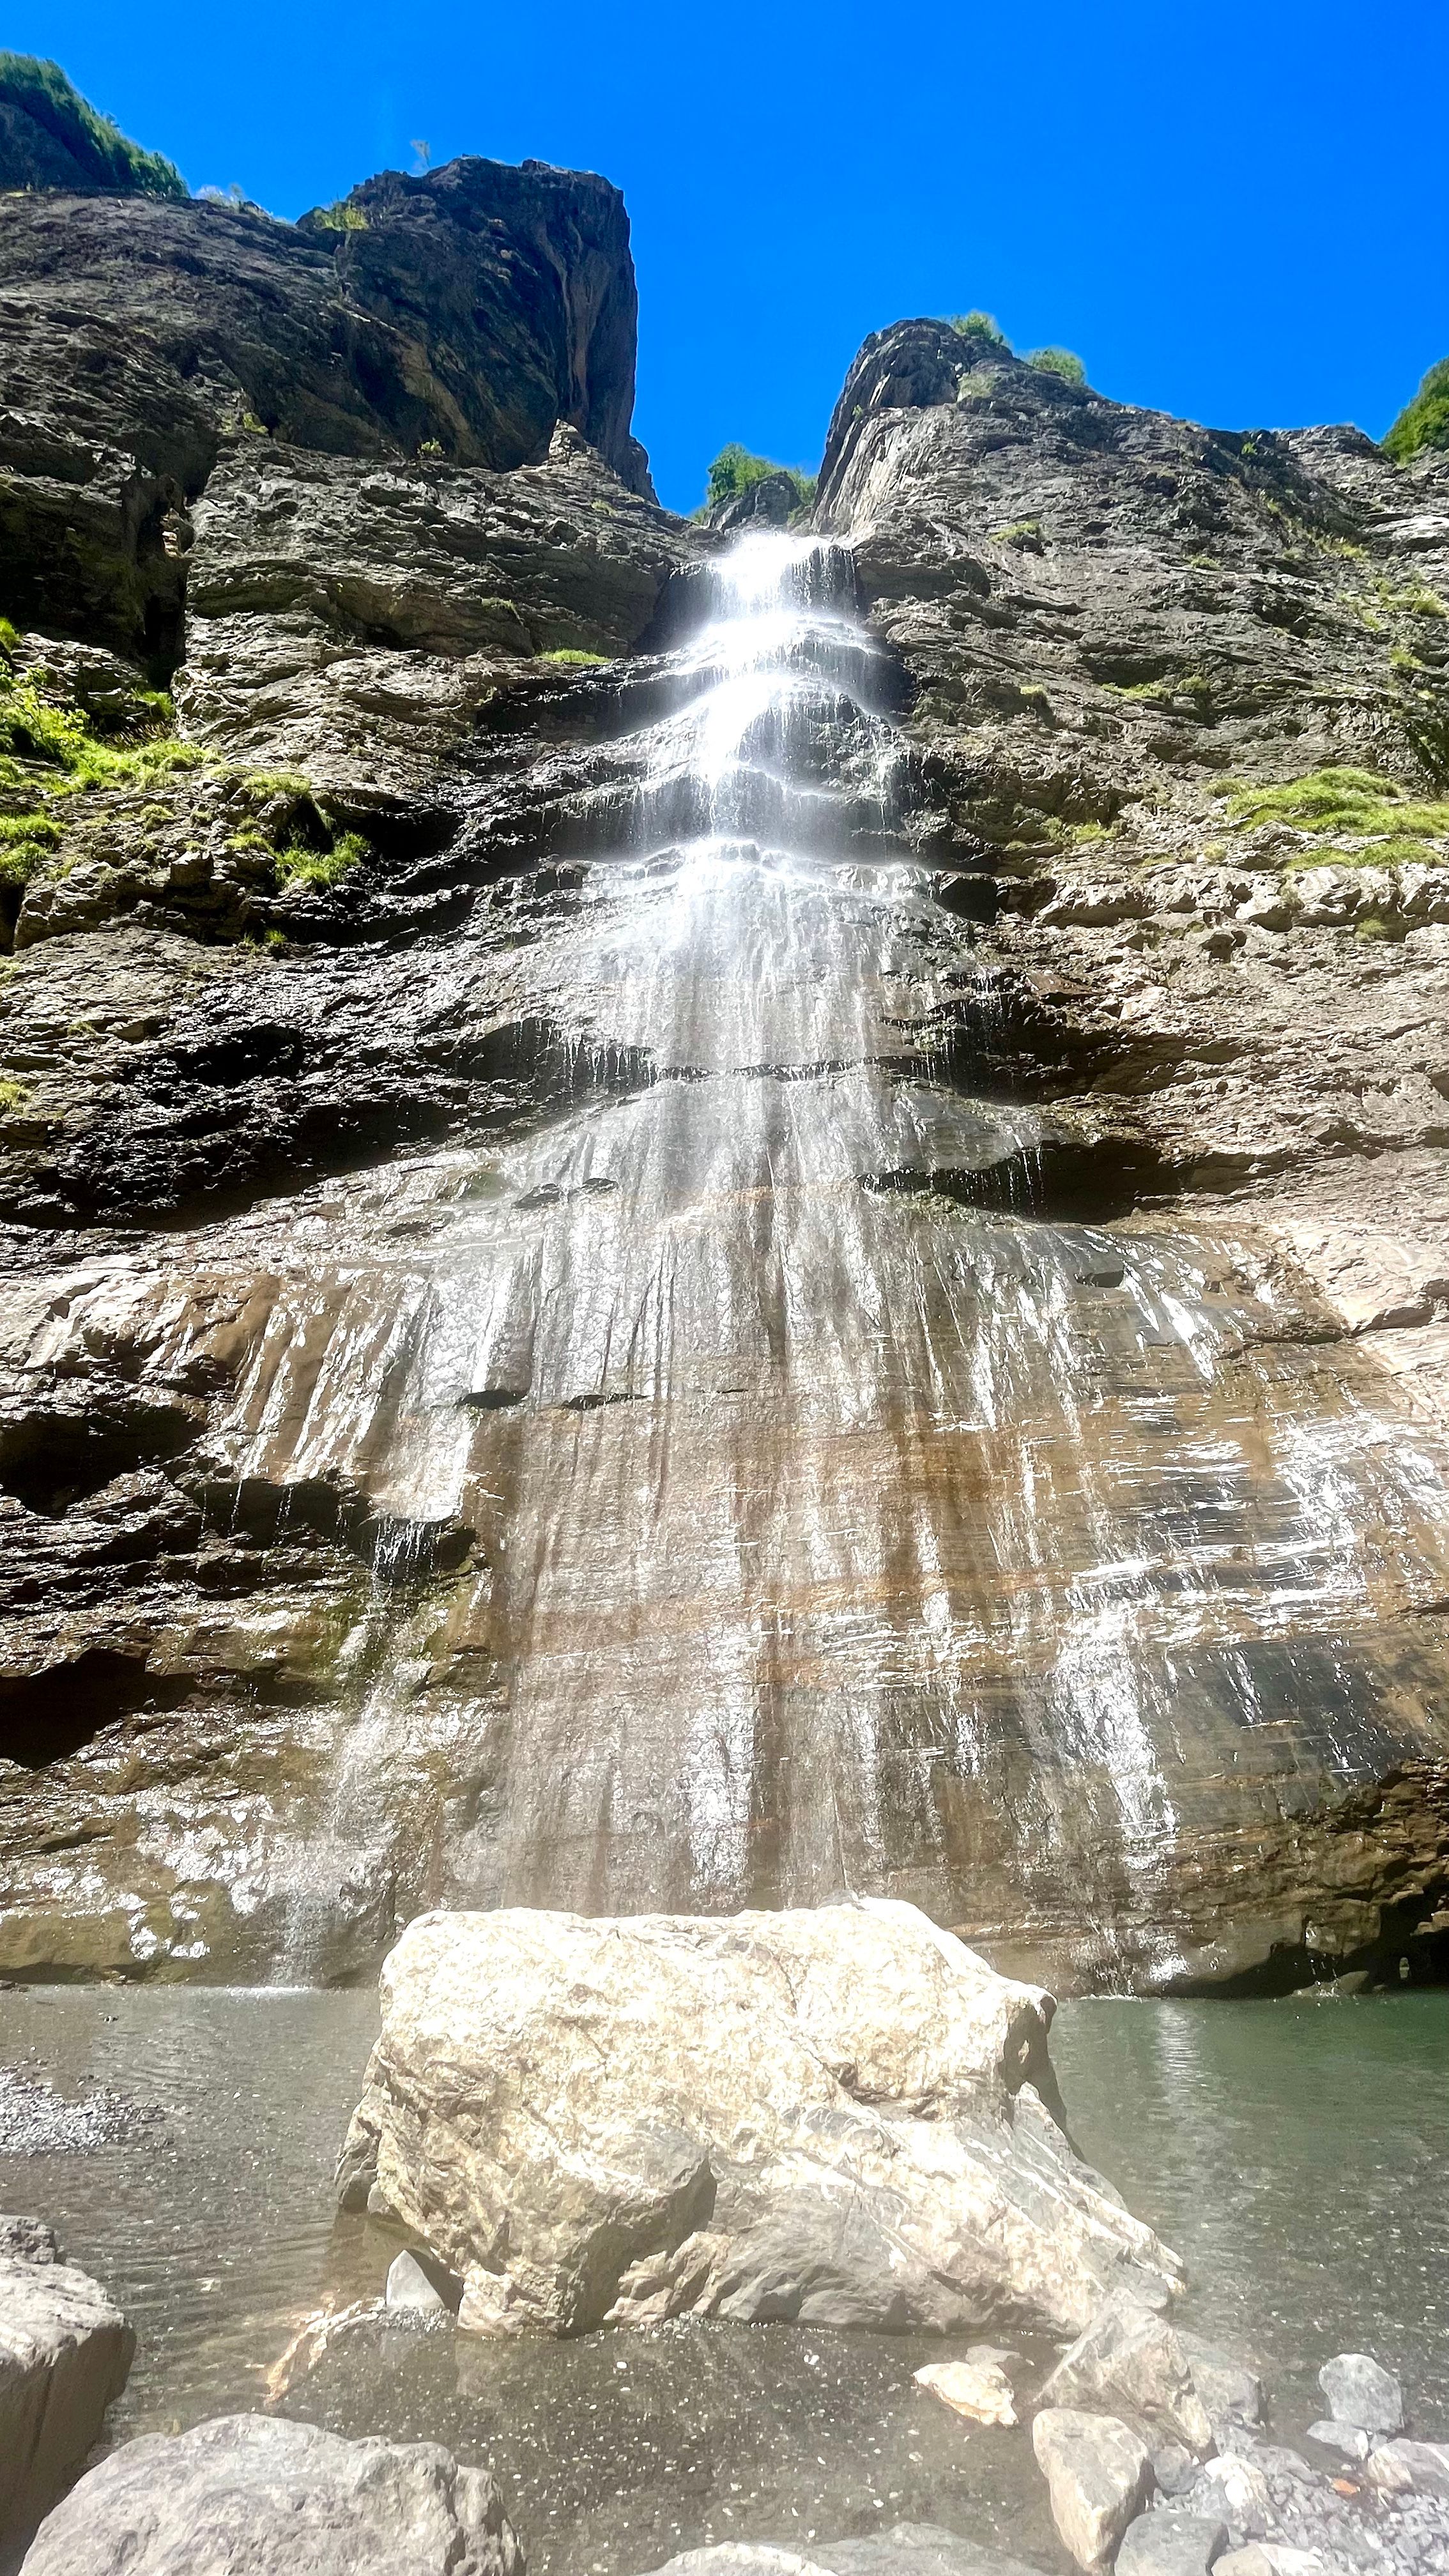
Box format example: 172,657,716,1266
11,2,1448,514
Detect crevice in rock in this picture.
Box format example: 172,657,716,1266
0,1649,191,1768
862,1133,1189,1225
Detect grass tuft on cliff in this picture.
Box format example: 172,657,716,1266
1027,347,1087,387
1384,360,1449,466
272,830,369,888
0,682,202,790
701,445,816,517
1222,765,1449,865
0,54,187,199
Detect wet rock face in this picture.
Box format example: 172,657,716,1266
337,1901,1183,2338
3,293,1449,1987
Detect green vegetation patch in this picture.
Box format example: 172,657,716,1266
0,811,62,883
702,445,816,516
1384,359,1449,466
949,312,1008,346
1027,347,1086,386
272,829,369,888
539,648,611,668
0,54,187,198
309,199,370,232
1221,765,1449,843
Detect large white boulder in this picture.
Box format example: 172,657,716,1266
336,1898,1183,2338
20,2412,523,2576
0,2242,134,2550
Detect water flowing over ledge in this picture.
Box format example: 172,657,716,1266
4,532,1449,1989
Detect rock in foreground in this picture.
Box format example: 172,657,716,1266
336,1899,1183,2339
20,2412,523,2575
0,2238,134,2552
639,2533,1044,2576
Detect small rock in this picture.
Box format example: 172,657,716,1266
1178,2451,1271,2543
1212,2553,1273,2576
1362,2438,1449,2498
1031,2408,1155,2573
1151,2444,1200,2499
1039,2298,1213,2452
1116,2509,1227,2576
385,2250,454,2315
1317,2350,1403,2436
1303,2417,1368,2462
914,2358,1016,2426
20,2412,522,2575
1179,2334,1261,2432
0,2216,63,2265
384,2267,456,2328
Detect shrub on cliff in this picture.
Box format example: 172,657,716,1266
1028,347,1087,387
0,56,187,198
1384,359,1449,465
702,445,815,516
949,311,1008,346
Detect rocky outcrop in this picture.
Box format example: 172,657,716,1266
0,2229,134,2555
0,152,653,659
19,2411,523,2575
335,1899,1183,2338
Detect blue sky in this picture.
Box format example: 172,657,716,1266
12,2,1448,513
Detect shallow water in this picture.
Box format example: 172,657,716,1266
1,1984,1445,2572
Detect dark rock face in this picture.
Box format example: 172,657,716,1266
0,155,653,659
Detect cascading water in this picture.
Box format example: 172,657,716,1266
160,532,1449,1984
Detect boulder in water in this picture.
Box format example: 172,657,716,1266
0,2244,134,2552
1317,2350,1403,2436
335,1898,1184,2339
20,2412,523,2575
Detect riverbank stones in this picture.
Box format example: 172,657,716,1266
1031,2408,1155,2572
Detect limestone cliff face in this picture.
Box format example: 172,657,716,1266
2,270,1449,1995
0,153,652,657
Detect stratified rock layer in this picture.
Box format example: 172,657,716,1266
336,1899,1183,2338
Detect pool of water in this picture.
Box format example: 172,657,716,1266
1,1985,1445,2574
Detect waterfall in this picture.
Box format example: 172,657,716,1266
237,530,1449,1985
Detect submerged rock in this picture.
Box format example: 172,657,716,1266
1031,2408,1156,2572
638,2533,1045,2576
20,2411,523,2575
336,1899,1184,2338
0,2242,134,2552
914,2356,1018,2426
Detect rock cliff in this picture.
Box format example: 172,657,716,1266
3,213,1449,1991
